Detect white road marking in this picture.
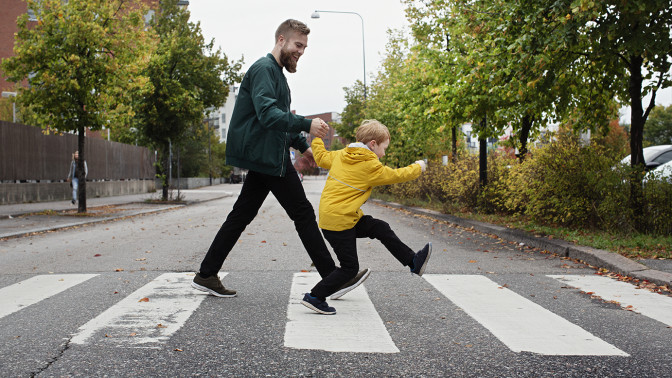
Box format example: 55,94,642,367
70,272,211,346
0,274,98,319
549,274,672,327
423,274,629,356
284,272,399,353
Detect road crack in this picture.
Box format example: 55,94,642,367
30,336,72,377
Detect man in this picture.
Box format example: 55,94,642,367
192,19,370,298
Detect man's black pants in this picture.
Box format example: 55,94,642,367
199,160,336,278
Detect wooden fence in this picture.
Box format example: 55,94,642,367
0,121,154,182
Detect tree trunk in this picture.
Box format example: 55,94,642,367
628,55,645,232
479,116,487,188
77,126,87,213
518,114,533,162
162,143,170,201
452,124,458,163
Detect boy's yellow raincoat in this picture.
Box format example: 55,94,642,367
311,138,421,231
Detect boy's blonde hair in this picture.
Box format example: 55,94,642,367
355,119,390,145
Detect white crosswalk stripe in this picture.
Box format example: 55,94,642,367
70,272,209,347
549,274,672,327
0,274,98,320
423,274,629,356
2,272,669,355
284,272,399,353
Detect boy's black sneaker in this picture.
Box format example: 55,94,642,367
301,293,336,315
191,273,237,297
330,268,371,300
411,242,432,276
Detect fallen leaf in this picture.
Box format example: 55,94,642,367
300,270,309,272
261,240,266,243
94,254,102,257
157,323,167,328
115,268,124,272
138,297,149,302
135,258,146,261
468,260,478,263
174,348,183,352
130,332,137,336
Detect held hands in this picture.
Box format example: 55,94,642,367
309,118,329,138
415,160,427,172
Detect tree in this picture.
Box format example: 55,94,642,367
135,0,242,200
334,80,366,143
644,105,672,145
1,0,153,212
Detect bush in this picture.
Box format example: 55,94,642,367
374,127,671,237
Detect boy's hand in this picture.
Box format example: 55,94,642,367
415,160,427,172
309,118,329,138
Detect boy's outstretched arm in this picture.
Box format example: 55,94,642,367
310,137,336,170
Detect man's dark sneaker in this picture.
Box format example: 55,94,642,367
411,242,432,276
330,268,371,300
71,199,76,204
301,293,336,315
191,273,237,297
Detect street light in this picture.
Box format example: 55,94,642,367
311,10,367,100
1,91,17,123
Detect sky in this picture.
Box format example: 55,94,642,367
187,0,409,117
187,0,671,121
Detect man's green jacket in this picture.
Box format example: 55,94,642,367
225,53,312,177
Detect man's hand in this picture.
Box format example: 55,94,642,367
303,148,313,159
309,118,329,138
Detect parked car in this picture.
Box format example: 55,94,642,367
644,160,672,183
620,145,672,171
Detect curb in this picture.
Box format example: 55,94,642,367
372,199,672,288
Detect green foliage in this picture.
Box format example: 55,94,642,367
2,0,153,132
334,81,366,143
644,105,672,145
379,127,671,236
134,0,242,199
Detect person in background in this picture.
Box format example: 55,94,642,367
66,151,87,205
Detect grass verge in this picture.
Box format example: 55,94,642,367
372,192,671,260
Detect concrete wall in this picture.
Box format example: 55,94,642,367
169,177,226,190
0,180,156,205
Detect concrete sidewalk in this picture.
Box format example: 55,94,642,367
0,184,237,239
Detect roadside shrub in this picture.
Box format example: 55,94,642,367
500,132,617,228
479,151,518,214
642,178,672,235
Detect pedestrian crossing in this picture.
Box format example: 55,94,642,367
1,272,670,356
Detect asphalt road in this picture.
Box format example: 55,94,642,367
1,179,671,377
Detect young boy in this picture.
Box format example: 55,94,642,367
301,119,432,315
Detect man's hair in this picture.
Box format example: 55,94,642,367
275,19,310,42
355,119,391,145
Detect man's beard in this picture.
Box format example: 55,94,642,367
280,46,298,73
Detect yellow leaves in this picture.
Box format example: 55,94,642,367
138,297,149,302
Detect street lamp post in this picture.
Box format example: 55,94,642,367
1,91,17,123
311,10,367,100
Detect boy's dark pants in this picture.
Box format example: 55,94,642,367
199,160,336,278
311,215,416,299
